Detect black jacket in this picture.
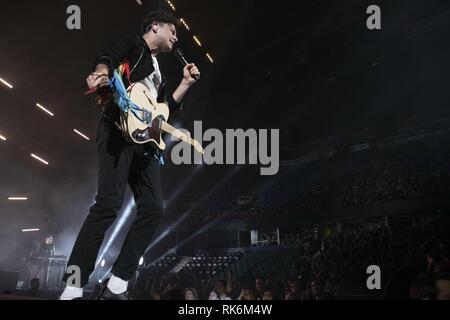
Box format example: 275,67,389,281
38,242,55,258
93,29,182,121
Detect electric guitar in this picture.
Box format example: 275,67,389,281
121,82,204,154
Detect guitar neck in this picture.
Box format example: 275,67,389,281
160,121,198,148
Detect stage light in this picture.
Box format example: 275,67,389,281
36,103,54,117
193,36,202,47
73,129,90,141
101,259,105,267
206,53,214,63
0,134,6,141
146,164,239,268
180,18,190,30
22,228,39,232
31,153,49,165
139,257,144,266
166,164,204,207
166,0,176,11
96,198,135,269
8,197,28,201
0,77,13,89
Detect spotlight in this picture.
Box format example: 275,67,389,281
180,18,190,30
193,35,202,47
0,77,13,89
96,198,135,270
36,103,54,117
165,0,175,11
9,197,28,201
73,129,90,141
31,153,49,165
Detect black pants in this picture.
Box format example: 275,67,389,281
62,116,163,287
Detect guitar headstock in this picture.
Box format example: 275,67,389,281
193,140,205,155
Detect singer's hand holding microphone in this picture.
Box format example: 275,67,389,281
174,48,201,85
183,63,200,85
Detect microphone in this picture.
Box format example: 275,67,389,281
174,48,200,81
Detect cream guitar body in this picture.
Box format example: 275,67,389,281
121,82,204,154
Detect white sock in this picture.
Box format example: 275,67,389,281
107,274,128,294
59,285,83,300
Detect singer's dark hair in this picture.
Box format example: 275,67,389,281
142,10,180,34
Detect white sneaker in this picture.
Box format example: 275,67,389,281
59,285,84,300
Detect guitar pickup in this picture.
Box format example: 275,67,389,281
132,129,150,142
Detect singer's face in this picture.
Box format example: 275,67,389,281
157,23,178,52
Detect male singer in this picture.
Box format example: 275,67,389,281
60,10,200,300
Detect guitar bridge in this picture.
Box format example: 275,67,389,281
142,110,153,126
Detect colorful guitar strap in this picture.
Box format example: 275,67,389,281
85,61,165,166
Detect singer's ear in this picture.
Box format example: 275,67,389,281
144,23,157,34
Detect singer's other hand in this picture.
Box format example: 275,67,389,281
183,63,200,85
86,64,110,90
